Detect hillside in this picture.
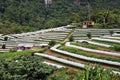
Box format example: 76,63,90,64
0,0,120,34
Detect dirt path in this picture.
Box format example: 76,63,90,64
63,29,75,42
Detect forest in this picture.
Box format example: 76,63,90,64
0,0,120,34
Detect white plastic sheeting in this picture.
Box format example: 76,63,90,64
76,40,111,48
51,44,120,66
113,33,120,37
92,38,120,44
66,42,120,57
102,36,120,40
35,53,85,69
43,61,65,68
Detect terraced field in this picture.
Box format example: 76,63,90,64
0,27,72,53
73,29,120,40
34,29,120,75
1,28,120,75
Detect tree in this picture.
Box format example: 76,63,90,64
87,32,92,39
109,30,114,36
69,36,74,42
2,44,6,49
4,36,8,41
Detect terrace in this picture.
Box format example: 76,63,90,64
73,29,120,40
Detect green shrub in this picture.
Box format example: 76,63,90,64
111,44,120,51
69,36,74,42
0,55,57,80
4,36,8,41
87,32,92,39
49,40,56,46
2,44,6,49
109,30,114,36
10,47,18,52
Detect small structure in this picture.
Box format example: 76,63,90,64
83,21,95,28
18,43,34,51
45,0,52,8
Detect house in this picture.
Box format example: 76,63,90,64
45,0,52,8
18,43,34,51
83,21,95,28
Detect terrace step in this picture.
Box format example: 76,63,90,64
92,38,120,44
66,42,120,57
51,44,120,66
35,53,85,69
35,53,120,75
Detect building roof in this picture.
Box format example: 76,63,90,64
18,43,34,47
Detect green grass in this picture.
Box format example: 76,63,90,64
0,50,36,60
58,46,120,63
71,42,98,49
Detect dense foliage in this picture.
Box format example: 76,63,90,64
49,40,56,46
0,0,120,34
0,55,57,80
48,65,120,80
0,54,120,80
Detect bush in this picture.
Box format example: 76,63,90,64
0,55,57,80
4,36,8,41
87,32,92,39
111,44,120,51
10,47,18,52
2,44,6,49
69,36,74,42
49,40,56,46
109,30,114,36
